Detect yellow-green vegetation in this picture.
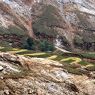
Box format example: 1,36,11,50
0,46,95,75
24,52,46,56
61,57,82,64
48,55,58,60
9,49,28,54
0,46,94,68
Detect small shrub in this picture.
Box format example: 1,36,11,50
47,44,55,51
26,37,35,50
39,40,48,51
39,40,54,52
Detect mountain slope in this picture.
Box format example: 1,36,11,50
35,0,95,51
1,0,95,51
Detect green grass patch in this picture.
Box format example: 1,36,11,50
79,61,90,66
53,56,63,61
0,47,13,52
0,41,12,48
63,64,83,75
81,53,95,59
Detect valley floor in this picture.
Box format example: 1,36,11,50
0,46,95,75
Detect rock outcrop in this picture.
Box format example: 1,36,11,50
0,52,94,95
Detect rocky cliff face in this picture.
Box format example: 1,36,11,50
32,0,95,51
57,0,95,51
1,0,95,51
